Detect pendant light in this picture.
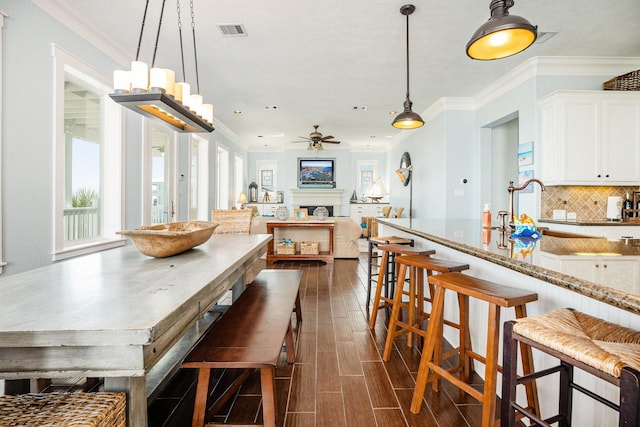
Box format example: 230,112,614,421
466,0,537,61
109,0,214,133
392,4,424,130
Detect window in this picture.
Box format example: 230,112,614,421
256,160,277,200
189,134,209,220
216,145,229,209
356,160,378,198
53,45,123,261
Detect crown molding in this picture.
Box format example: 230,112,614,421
422,97,476,122
417,56,640,118
474,56,640,108
30,0,131,67
212,118,242,145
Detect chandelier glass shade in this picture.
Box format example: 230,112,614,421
109,0,214,133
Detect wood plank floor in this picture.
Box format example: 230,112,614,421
148,254,494,427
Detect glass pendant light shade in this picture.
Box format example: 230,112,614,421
467,0,537,60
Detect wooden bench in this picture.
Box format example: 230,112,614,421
181,269,303,427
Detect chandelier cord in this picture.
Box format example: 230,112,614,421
190,0,201,94
151,0,167,68
176,0,187,82
135,0,150,61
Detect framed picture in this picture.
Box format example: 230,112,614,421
293,208,308,220
518,170,534,193
518,142,533,167
261,169,273,190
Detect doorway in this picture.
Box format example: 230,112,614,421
488,117,519,215
143,123,177,224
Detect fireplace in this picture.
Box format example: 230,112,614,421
290,188,344,216
300,205,334,217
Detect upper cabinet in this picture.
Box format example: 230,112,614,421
540,91,640,185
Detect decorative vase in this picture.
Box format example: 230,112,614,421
313,206,329,220
276,206,289,221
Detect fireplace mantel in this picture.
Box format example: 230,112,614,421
290,188,345,215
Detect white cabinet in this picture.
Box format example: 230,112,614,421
349,203,387,225
560,257,640,295
245,203,283,216
540,91,640,185
540,252,640,294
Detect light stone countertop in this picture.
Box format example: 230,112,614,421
377,218,640,315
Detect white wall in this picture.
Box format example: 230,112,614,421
1,1,122,274
247,149,387,217
0,1,247,274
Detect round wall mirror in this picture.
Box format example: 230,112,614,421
398,152,412,187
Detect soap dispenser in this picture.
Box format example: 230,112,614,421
482,203,492,228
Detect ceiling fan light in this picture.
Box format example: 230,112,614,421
467,0,537,60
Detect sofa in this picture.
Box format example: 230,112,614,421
250,216,361,258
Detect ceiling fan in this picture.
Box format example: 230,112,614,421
291,125,341,151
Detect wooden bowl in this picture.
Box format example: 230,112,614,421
117,221,219,257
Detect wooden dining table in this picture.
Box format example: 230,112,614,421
0,233,271,426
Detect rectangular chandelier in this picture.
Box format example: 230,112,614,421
109,91,214,133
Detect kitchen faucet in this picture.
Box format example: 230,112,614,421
507,179,546,228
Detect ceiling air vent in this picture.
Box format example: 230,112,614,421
217,24,247,37
535,32,558,44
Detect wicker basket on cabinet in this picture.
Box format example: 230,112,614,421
602,69,640,91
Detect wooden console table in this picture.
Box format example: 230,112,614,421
266,219,334,264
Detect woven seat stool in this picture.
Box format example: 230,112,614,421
0,392,126,426
382,255,469,357
367,236,414,311
368,243,435,329
502,308,640,427
410,272,539,427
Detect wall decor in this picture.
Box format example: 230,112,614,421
518,170,534,193
261,169,273,190
518,141,533,167
294,208,308,220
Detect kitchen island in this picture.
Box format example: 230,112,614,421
377,218,640,315
376,218,639,426
0,233,271,426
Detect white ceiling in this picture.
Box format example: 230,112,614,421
35,0,640,152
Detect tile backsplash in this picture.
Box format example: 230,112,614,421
540,186,640,220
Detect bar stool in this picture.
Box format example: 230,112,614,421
502,308,640,427
382,255,469,357
410,272,540,427
368,243,435,329
367,236,414,311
